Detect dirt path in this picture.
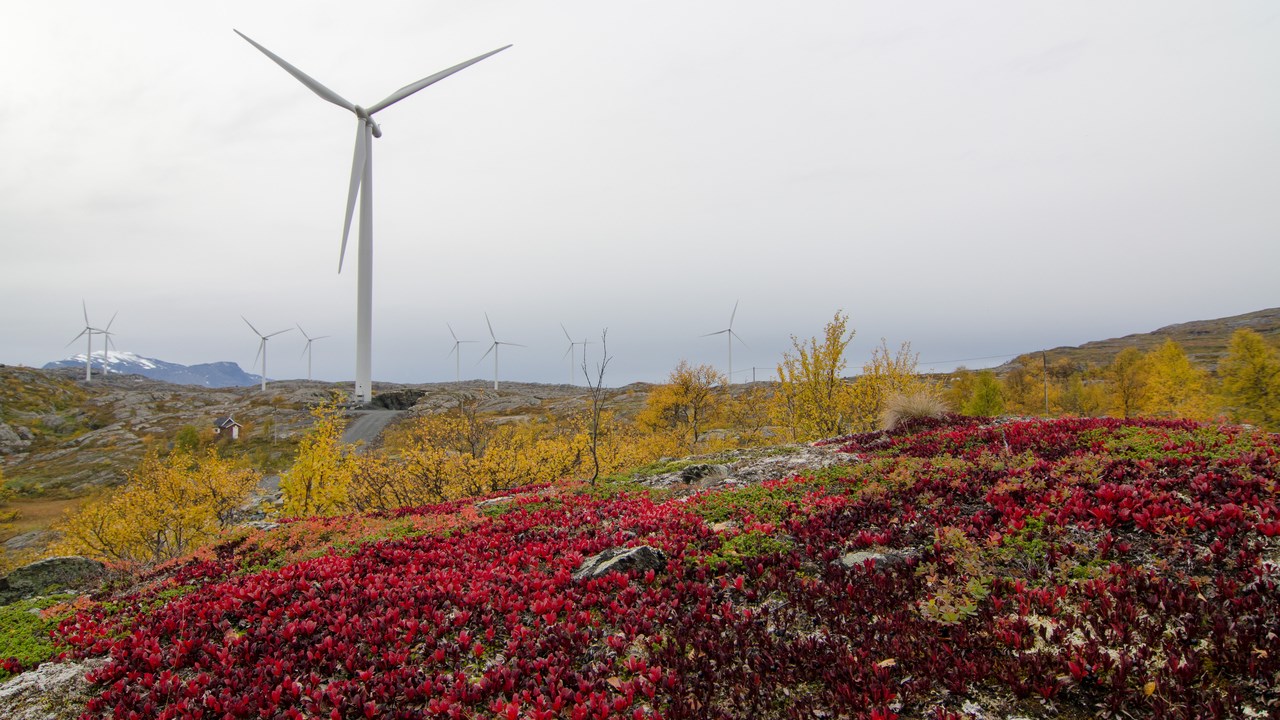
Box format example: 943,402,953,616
341,410,403,452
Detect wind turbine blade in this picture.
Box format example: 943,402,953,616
504,342,528,348
700,330,728,338
447,322,459,343
254,339,264,369
563,346,573,360
82,300,89,326
485,313,495,340
729,300,739,328
561,323,572,343
731,330,750,350
242,316,263,337
338,120,367,273
297,324,311,341
479,343,496,362
233,30,357,113
66,329,88,347
446,343,459,359
313,335,330,341
266,328,292,338
104,312,117,332
300,343,311,360
368,45,512,115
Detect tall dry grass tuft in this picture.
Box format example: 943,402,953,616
880,390,949,432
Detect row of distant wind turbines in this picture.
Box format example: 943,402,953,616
69,301,752,393
248,301,750,391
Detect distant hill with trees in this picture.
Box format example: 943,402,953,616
1006,306,1280,370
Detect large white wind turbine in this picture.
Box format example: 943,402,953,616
297,325,330,382
701,300,748,385
560,324,592,386
478,313,525,391
235,30,511,405
66,301,109,382
446,323,478,383
243,317,292,392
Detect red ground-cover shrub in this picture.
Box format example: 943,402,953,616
48,418,1280,718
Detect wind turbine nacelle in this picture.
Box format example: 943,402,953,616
355,106,383,138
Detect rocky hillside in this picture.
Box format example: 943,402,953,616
0,367,329,498
0,368,658,501
1007,306,1280,370
2,416,1277,718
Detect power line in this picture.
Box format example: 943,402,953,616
918,352,1024,366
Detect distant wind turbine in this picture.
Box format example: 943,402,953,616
478,313,525,391
560,324,593,386
701,300,748,385
243,317,291,392
297,325,329,382
446,323,479,383
96,313,118,376
66,301,109,382
733,366,770,383
235,30,512,405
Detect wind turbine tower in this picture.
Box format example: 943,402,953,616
478,313,525,391
297,325,329,382
701,300,748,386
96,313,118,376
67,301,108,382
236,31,511,405
560,324,592,385
243,317,291,392
446,323,478,383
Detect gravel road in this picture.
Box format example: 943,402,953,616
341,410,402,451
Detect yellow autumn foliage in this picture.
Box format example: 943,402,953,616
279,401,353,517
636,361,725,449
1141,339,1216,420
773,311,855,442
846,339,926,432
54,448,257,566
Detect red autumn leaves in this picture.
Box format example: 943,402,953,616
31,417,1279,718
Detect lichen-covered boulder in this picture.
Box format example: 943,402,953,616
833,549,915,571
573,545,667,581
0,557,106,605
0,659,105,720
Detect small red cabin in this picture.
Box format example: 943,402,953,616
213,417,241,441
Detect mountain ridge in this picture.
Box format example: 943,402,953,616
1007,306,1280,370
42,351,263,388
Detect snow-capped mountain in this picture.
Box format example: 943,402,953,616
43,351,264,388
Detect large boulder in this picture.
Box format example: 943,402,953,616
573,545,667,582
2,531,54,553
0,557,106,605
0,422,32,455
833,549,916,571
0,658,105,720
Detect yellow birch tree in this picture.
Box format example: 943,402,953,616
280,402,352,517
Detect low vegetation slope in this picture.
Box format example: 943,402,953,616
1007,306,1280,370
6,416,1277,718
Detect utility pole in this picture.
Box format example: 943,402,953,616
1042,351,1049,416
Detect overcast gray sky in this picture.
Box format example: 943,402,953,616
2,1,1277,385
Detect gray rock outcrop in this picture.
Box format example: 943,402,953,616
0,556,106,605
0,659,105,720
834,549,915,571
0,422,32,455
573,545,667,581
